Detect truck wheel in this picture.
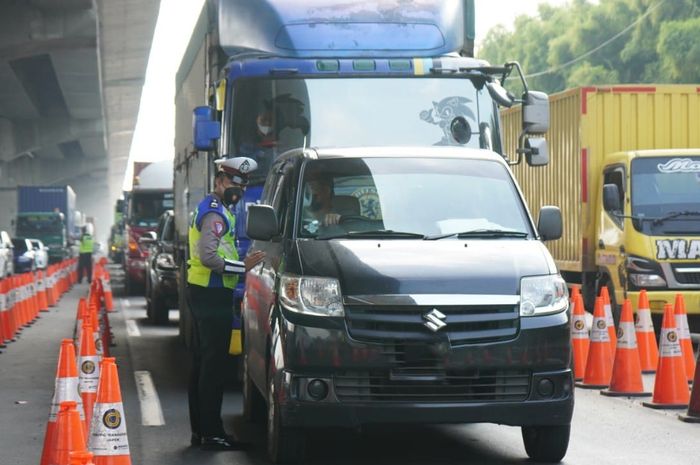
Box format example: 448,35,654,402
267,365,305,464
243,352,265,423
522,424,570,463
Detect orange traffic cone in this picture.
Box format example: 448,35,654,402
576,297,612,388
78,320,100,429
601,299,650,397
571,293,589,381
41,340,87,465
643,304,690,409
673,294,696,383
38,270,49,312
679,351,700,423
70,451,96,465
0,279,13,344
53,401,88,465
88,358,132,464
634,290,658,373
101,273,114,312
600,286,616,354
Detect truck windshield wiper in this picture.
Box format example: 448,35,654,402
424,229,529,240
319,230,426,240
652,210,700,226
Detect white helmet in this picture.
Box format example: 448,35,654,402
214,157,258,184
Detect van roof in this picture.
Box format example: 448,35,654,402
278,146,508,163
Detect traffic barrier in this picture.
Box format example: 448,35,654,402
576,297,612,389
37,270,49,312
46,265,57,307
100,271,113,312
53,401,88,465
70,451,96,465
600,286,616,354
41,339,87,465
571,292,589,381
88,357,132,465
601,299,650,397
29,273,40,321
673,294,696,383
7,276,19,339
78,320,101,429
635,289,658,373
74,298,88,344
679,351,700,423
643,304,690,409
0,279,11,345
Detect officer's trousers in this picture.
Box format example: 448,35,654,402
186,284,233,437
77,253,92,283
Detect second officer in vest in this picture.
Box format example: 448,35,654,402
187,156,265,450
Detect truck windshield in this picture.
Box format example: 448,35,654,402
128,192,174,228
17,215,63,236
297,157,532,239
631,156,700,235
231,77,500,183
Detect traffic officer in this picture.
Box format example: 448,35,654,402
77,226,93,283
187,156,265,451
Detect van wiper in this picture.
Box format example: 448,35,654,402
424,229,529,240
320,230,426,240
652,210,700,226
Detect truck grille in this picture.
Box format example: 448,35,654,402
334,368,530,403
672,266,700,285
344,304,519,346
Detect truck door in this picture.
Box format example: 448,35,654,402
597,165,627,305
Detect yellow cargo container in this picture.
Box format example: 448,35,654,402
502,85,700,321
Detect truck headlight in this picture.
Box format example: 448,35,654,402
626,256,666,288
520,275,568,316
279,274,344,317
156,253,176,270
629,273,666,288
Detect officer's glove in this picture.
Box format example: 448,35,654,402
223,259,246,275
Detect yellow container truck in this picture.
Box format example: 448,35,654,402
502,85,700,326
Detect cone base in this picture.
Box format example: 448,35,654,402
642,401,688,410
678,413,700,423
601,389,651,397
575,382,609,389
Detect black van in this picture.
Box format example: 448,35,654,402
243,146,572,464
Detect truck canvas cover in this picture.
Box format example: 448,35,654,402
217,0,472,58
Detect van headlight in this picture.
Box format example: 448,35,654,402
519,275,568,316
279,274,344,317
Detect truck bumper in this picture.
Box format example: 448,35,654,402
626,290,700,315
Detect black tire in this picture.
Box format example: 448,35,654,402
151,292,169,325
267,364,305,464
521,424,570,463
243,351,265,423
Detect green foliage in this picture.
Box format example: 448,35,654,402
479,0,700,94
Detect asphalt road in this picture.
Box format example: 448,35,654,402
1,269,699,465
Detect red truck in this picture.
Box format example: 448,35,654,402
124,160,173,294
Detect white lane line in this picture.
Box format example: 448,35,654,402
134,370,165,426
126,320,141,337
123,299,131,307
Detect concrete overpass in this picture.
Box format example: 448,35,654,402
0,0,160,242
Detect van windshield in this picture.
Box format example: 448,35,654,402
297,157,533,239
231,77,500,183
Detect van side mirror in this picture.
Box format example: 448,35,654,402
603,184,621,213
193,106,221,151
138,231,157,244
537,206,562,241
247,205,279,241
522,91,549,134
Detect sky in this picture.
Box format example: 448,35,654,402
124,0,573,189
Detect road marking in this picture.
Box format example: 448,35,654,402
126,320,141,337
122,299,130,307
134,371,165,426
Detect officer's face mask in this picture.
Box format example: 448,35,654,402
223,186,244,206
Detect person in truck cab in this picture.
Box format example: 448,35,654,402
186,156,265,451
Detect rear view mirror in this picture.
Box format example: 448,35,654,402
537,206,562,241
193,106,221,151
603,184,621,213
525,137,549,166
522,91,549,134
486,81,514,108
247,205,279,241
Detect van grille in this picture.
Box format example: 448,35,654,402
334,368,530,402
344,304,519,346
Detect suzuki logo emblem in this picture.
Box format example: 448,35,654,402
422,308,447,332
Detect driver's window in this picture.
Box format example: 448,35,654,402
603,167,625,229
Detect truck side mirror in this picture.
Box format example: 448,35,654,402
603,184,621,213
537,206,562,241
193,106,221,151
525,137,549,166
486,81,514,108
247,205,279,241
522,91,549,134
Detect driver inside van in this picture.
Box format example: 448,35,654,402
303,174,362,231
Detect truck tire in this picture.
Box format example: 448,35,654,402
267,364,305,464
521,424,570,463
243,351,265,424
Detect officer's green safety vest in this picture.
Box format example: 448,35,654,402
80,234,94,253
187,194,239,289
